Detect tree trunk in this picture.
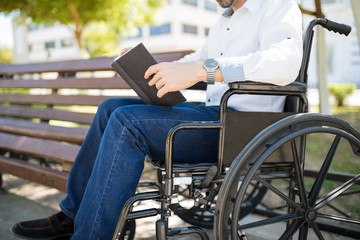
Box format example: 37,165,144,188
67,1,88,58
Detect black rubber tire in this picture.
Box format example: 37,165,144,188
215,113,360,239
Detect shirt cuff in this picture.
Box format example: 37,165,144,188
218,58,245,83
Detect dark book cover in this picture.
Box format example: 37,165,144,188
111,43,186,106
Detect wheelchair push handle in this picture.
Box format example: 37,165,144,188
319,18,352,36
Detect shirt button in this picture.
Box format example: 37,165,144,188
227,28,230,31
220,53,223,56
207,99,211,103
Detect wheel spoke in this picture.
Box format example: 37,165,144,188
254,174,305,213
310,223,325,240
279,220,304,240
298,222,309,240
299,135,306,168
315,174,360,210
317,213,360,225
291,139,309,207
239,213,302,230
237,229,247,240
338,189,360,196
326,202,352,218
308,136,341,206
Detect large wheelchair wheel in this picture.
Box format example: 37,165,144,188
215,113,360,239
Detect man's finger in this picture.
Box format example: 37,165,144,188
120,47,132,55
157,87,168,98
148,73,162,86
144,64,160,79
155,80,165,90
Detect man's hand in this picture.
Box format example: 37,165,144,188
120,47,133,56
144,61,206,98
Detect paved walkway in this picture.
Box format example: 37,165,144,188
0,174,65,240
0,173,212,240
1,173,357,240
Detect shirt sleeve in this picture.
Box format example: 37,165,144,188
218,1,303,86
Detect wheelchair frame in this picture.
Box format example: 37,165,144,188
113,19,358,240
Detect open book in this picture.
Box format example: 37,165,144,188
111,43,186,106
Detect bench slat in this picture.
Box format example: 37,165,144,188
0,57,114,75
0,52,191,75
0,94,130,106
153,51,192,63
0,118,87,144
0,78,130,89
0,105,95,124
0,132,79,164
0,155,68,192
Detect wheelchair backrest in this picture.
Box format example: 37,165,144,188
221,19,351,167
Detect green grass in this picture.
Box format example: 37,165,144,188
306,106,360,170
304,106,360,218
260,106,360,219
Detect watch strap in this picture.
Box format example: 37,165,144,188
207,70,216,85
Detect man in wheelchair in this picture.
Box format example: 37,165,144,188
12,0,303,239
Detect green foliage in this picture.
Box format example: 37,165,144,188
0,47,12,63
329,83,356,107
84,22,119,57
0,0,163,28
0,0,164,54
0,88,30,94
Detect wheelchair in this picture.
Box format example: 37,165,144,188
113,18,359,240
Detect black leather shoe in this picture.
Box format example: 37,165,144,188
11,211,73,240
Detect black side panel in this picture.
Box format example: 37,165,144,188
223,111,294,166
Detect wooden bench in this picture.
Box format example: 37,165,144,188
0,51,193,192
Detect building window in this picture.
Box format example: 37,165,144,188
183,0,197,7
28,43,43,52
205,28,210,36
183,24,198,35
43,23,55,28
45,41,56,49
204,0,217,11
28,25,39,31
61,39,74,48
351,51,360,57
150,23,171,36
322,0,336,4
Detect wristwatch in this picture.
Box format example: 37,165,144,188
203,59,219,85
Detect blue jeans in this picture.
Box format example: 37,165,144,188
60,98,220,239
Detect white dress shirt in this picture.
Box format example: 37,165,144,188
179,0,303,112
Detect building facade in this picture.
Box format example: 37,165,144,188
121,0,222,53
12,0,222,63
12,21,82,63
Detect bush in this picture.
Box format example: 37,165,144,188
329,83,356,107
0,47,12,63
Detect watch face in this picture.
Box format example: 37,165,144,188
205,59,218,69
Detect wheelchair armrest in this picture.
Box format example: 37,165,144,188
220,81,309,120
228,81,307,94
